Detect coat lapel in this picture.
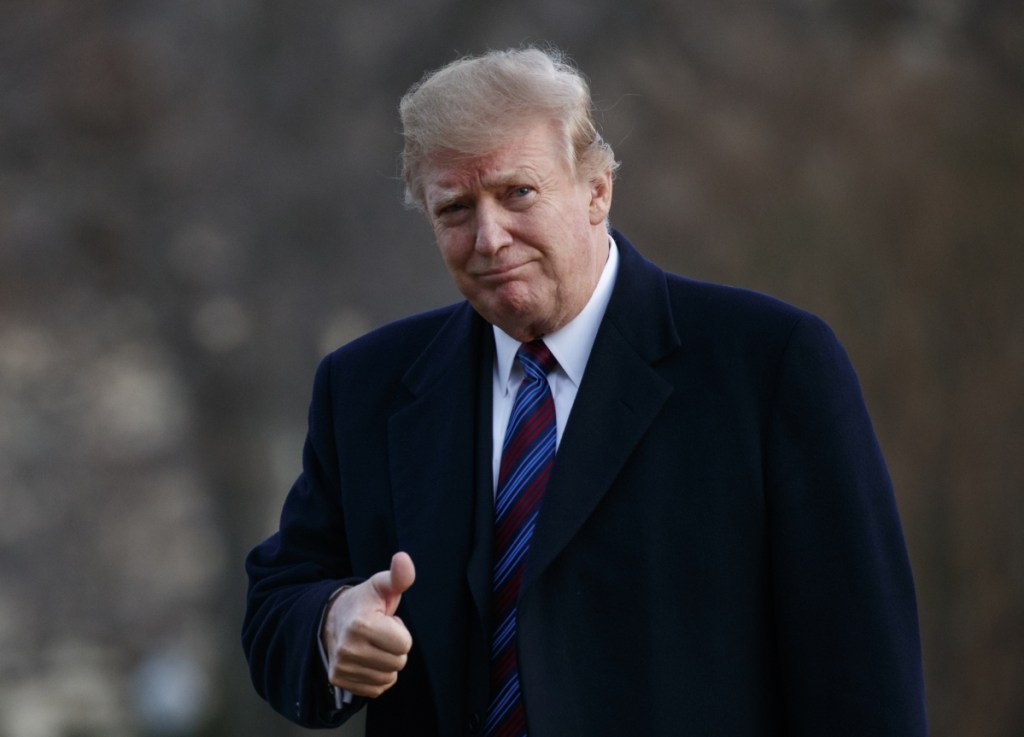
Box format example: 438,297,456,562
386,303,491,728
388,303,485,564
523,232,681,592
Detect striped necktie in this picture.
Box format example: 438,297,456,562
484,340,558,737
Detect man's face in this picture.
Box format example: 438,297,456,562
421,119,613,342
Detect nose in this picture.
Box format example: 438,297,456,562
474,201,513,255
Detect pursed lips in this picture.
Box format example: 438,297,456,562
473,261,531,280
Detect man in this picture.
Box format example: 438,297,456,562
243,47,927,736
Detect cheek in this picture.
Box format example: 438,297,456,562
435,234,469,271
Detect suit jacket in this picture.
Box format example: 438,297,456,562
243,230,927,736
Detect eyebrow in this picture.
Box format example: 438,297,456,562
483,167,540,188
429,167,540,205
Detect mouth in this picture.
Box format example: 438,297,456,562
475,262,530,280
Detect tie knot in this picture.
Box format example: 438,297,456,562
517,340,557,380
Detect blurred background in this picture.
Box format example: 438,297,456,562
1,0,1022,735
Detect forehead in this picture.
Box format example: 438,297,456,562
422,119,568,196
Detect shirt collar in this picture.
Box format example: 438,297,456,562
493,234,620,394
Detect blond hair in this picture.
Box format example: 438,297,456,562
399,46,617,208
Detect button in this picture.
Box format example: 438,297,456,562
466,711,482,734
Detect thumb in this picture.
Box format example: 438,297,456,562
371,552,416,616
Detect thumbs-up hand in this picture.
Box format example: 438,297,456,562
322,552,416,698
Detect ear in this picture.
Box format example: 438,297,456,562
587,168,613,225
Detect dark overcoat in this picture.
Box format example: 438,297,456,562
243,231,927,736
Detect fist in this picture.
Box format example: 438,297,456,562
321,552,416,698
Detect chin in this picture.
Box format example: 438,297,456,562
477,285,557,335
488,308,545,341
488,288,536,319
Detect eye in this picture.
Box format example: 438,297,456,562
504,186,536,209
435,201,468,219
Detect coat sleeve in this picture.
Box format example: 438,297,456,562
765,314,927,735
241,355,364,728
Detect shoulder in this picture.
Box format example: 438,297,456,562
331,302,465,361
612,229,833,350
608,230,847,382
309,301,474,391
672,276,851,389
666,274,829,342
337,300,462,350
663,274,863,417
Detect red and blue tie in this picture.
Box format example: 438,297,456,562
484,340,558,737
